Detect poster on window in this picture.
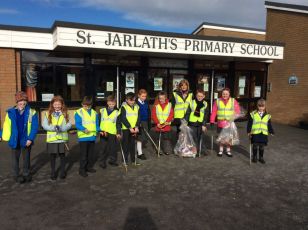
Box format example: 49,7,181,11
125,88,135,94
203,83,209,92
254,86,261,97
42,93,54,102
173,75,184,90
126,73,135,87
154,77,163,91
239,76,246,87
239,87,245,96
106,82,114,92
216,77,225,91
67,73,76,86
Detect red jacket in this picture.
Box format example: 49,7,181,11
151,99,174,132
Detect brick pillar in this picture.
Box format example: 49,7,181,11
0,48,20,127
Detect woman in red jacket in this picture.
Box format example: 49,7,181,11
151,91,174,155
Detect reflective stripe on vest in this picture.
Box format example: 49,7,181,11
76,108,97,138
46,113,68,143
121,103,139,130
100,108,118,135
189,100,207,123
2,108,36,142
155,102,172,124
173,92,193,119
250,111,271,135
217,98,235,121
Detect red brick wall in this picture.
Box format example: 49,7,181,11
266,9,308,126
0,48,20,127
198,28,265,41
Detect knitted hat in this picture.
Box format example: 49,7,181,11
15,91,28,103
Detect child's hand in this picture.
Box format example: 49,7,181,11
116,134,121,140
129,128,135,133
202,126,207,132
26,140,32,147
0,137,2,142
134,127,139,133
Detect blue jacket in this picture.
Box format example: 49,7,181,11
74,109,100,142
3,105,39,149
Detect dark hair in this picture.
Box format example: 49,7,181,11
107,95,116,102
82,96,93,106
196,88,205,95
157,91,167,97
138,89,147,95
125,92,136,100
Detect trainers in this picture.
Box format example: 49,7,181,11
86,168,96,173
137,154,147,160
108,161,119,166
217,152,223,157
226,152,233,157
79,171,88,177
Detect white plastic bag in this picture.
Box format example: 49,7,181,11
174,120,197,157
216,121,240,146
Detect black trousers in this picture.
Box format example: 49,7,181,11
190,126,205,154
50,153,66,176
79,141,95,172
99,134,118,164
121,130,136,163
11,147,31,177
252,143,265,158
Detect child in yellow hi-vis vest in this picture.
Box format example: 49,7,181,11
116,92,140,165
99,95,121,169
247,99,274,164
42,96,71,180
75,96,100,177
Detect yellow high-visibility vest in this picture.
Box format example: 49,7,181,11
216,98,235,121
121,103,139,130
189,100,208,123
155,102,172,124
75,108,97,138
2,108,36,141
100,108,119,135
173,92,193,119
46,112,68,143
250,111,271,135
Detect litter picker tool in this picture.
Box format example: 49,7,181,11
143,127,158,152
118,137,128,173
157,130,162,158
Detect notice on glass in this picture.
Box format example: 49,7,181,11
42,93,54,102
203,83,209,92
214,92,218,99
217,77,225,91
254,86,261,97
106,82,114,92
239,87,245,95
172,75,184,90
67,73,76,86
125,88,135,94
154,77,163,91
126,73,135,87
239,76,246,87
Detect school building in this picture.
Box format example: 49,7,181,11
0,1,307,127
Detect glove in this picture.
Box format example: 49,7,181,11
55,125,61,133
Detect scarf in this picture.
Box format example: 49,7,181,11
194,100,205,117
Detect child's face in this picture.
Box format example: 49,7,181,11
107,100,116,109
258,104,265,112
126,98,135,106
222,90,230,100
158,95,166,104
180,83,188,92
82,104,91,110
138,93,147,102
53,101,62,112
196,93,205,101
16,100,26,111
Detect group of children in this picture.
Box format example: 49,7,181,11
0,80,274,183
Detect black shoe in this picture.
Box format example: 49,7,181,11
259,158,266,164
137,154,147,160
60,172,66,179
87,168,96,173
79,171,88,177
108,161,119,167
15,176,25,184
252,157,258,163
24,175,32,183
100,162,107,169
51,175,57,180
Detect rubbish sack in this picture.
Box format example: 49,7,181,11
216,121,240,146
174,120,197,157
